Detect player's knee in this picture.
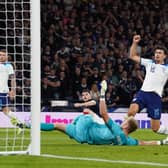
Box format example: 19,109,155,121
128,104,139,116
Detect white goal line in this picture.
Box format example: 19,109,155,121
41,154,168,167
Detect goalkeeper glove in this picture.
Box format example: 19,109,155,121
100,80,107,96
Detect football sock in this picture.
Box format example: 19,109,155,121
40,123,55,131
5,111,23,127
5,110,17,119
157,125,168,134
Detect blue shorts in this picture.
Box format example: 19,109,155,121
66,115,93,143
0,93,9,109
131,90,162,119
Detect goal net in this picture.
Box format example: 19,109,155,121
0,0,40,155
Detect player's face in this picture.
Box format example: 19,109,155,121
154,49,166,64
82,92,91,101
0,52,8,63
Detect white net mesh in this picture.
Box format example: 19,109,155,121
0,0,31,154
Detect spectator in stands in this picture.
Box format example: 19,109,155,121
90,83,100,101
105,83,119,110
59,70,69,99
41,0,168,111
41,77,53,111
107,69,119,86
71,65,82,99
75,77,88,101
89,67,101,85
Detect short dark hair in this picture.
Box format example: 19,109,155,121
154,45,168,55
81,88,90,93
0,49,7,53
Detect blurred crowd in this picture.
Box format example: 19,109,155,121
0,1,31,112
41,0,168,112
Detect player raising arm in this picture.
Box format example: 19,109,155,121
127,35,168,135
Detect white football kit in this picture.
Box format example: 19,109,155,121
140,58,168,97
0,63,14,93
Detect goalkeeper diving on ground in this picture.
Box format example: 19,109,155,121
39,80,168,146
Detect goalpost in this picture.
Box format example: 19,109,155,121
0,0,40,155
30,0,40,156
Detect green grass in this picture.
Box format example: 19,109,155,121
0,129,168,168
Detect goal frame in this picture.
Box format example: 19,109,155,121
0,0,41,156
30,0,41,156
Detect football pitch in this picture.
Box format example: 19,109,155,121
0,129,168,168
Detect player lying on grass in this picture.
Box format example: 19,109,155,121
40,80,168,145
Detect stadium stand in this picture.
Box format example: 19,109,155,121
41,0,168,112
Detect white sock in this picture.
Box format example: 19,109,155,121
4,111,17,120
157,125,168,135
100,97,105,101
157,141,161,145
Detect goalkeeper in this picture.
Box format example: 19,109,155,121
41,80,168,145
0,49,24,132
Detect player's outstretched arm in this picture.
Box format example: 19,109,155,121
129,35,141,63
138,140,160,145
138,137,168,145
74,100,96,108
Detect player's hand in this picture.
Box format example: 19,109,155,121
133,35,141,44
74,103,81,108
9,90,15,100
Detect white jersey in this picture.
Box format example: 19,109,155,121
0,62,14,93
140,58,168,97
